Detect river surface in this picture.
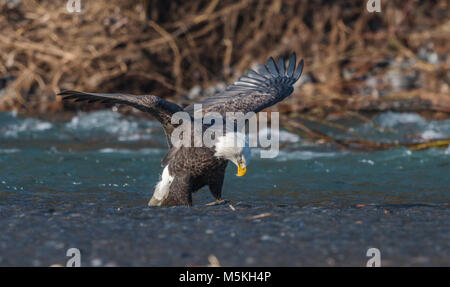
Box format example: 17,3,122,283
0,110,449,266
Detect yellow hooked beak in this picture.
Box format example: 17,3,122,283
237,163,247,177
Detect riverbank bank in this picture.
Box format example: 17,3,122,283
1,1,449,117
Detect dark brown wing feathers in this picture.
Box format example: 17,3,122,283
58,90,183,148
184,53,304,116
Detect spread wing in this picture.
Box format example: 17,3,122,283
184,53,304,117
58,90,184,148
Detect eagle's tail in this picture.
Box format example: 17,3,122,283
148,166,173,206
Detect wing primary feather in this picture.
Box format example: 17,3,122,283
277,57,285,76
287,53,296,77
62,95,80,100
227,86,260,91
238,76,265,85
256,64,272,77
233,81,259,87
226,86,250,91
266,57,279,76
294,59,304,80
247,69,267,81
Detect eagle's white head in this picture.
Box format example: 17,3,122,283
214,132,251,177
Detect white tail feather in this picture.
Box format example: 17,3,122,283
148,166,173,206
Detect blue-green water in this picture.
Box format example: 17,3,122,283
1,110,449,207
1,110,449,266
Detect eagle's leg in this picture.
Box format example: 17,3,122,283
208,179,224,202
162,175,193,206
205,176,227,206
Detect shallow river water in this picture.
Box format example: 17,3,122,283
0,110,449,266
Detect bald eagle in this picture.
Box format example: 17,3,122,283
59,53,304,206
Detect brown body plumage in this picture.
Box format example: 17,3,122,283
59,53,303,206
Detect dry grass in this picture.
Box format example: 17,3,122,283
0,0,449,117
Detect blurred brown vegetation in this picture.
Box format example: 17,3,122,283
0,0,449,119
